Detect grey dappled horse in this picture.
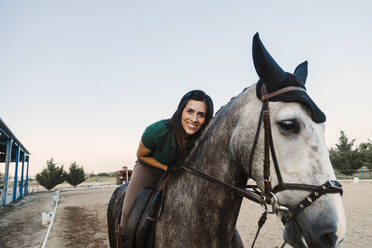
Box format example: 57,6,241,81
107,34,346,248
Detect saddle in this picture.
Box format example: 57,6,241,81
122,174,170,248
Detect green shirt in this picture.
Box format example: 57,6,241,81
141,120,178,166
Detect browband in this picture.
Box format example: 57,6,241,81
261,86,306,101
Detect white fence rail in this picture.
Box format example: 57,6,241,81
41,190,60,248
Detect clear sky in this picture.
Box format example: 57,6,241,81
1,1,371,176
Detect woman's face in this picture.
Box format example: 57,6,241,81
181,100,207,136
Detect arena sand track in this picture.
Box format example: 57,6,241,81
46,188,113,248
1,182,371,247
237,181,372,248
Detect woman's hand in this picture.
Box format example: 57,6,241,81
166,159,183,173
166,165,179,173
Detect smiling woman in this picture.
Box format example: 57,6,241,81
181,100,207,136
116,89,214,236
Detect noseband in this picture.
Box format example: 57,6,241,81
180,85,343,247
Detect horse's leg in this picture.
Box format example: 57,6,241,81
107,183,128,248
231,229,244,248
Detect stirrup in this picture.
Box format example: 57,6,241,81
115,224,125,237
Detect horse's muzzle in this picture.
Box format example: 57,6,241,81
283,198,344,248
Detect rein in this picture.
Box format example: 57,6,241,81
180,165,263,204
180,85,343,248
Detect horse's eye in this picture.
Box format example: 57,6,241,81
278,119,300,134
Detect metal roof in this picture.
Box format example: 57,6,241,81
0,118,30,162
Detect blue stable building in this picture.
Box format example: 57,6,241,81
0,118,31,206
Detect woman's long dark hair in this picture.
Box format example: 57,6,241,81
167,90,214,157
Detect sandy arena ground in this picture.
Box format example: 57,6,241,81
0,191,55,247
237,181,372,248
0,181,371,248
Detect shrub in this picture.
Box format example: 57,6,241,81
64,162,86,187
329,131,363,175
36,158,65,191
96,172,109,177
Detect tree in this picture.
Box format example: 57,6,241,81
109,171,117,177
64,162,86,187
359,139,372,169
329,131,363,175
36,158,65,191
97,172,109,177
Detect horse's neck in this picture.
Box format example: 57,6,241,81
186,86,258,183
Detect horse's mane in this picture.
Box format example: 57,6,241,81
186,86,252,164
214,86,249,116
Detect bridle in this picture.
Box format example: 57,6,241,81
180,85,343,247
252,85,343,221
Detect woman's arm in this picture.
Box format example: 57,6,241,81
137,141,169,171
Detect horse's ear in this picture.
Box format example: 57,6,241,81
294,61,308,85
252,33,286,85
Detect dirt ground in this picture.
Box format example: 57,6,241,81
46,187,114,248
236,181,372,248
0,191,55,248
0,181,371,248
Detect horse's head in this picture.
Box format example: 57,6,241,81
230,34,346,247
263,101,346,248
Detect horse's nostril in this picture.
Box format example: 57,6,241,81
320,232,338,247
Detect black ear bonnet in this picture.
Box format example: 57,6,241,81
253,33,326,123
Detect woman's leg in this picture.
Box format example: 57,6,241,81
119,162,164,229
